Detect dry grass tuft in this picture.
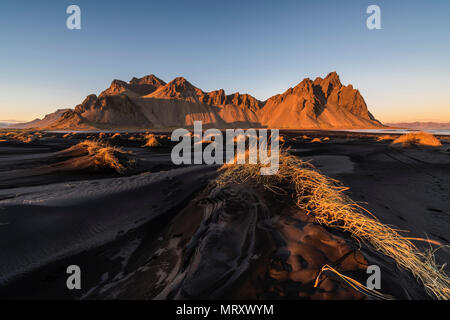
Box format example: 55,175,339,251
392,132,442,147
0,130,41,143
110,133,121,139
376,135,394,142
216,151,450,299
63,140,134,173
142,133,160,147
311,138,322,143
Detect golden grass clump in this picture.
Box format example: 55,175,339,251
142,133,160,147
111,133,121,139
67,140,133,173
1,130,40,143
392,132,442,147
311,138,321,143
216,151,450,299
376,135,394,142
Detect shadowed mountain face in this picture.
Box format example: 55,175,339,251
15,72,383,130
69,94,152,129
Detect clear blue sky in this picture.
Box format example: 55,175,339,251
1,0,449,122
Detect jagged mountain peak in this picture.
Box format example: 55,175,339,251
313,71,343,98
129,74,166,87
148,77,202,100
166,77,197,90
258,72,381,128
100,74,166,97
293,78,315,94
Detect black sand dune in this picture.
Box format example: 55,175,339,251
0,165,218,286
0,130,448,299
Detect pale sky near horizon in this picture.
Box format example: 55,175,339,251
0,0,449,123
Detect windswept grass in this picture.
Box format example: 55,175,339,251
62,140,134,173
216,151,450,299
392,132,442,147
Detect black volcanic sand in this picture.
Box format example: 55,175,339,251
0,130,448,299
0,132,178,189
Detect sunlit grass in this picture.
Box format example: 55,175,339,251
392,132,442,147
63,140,134,173
0,129,42,143
142,133,160,147
217,151,450,299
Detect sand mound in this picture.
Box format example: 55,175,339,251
392,132,442,147
142,133,160,147
55,140,135,173
217,151,450,299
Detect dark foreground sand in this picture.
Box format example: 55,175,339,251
0,130,448,299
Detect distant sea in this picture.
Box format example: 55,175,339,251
345,129,450,136
0,121,24,128
0,122,13,128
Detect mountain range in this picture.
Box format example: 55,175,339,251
12,72,383,130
